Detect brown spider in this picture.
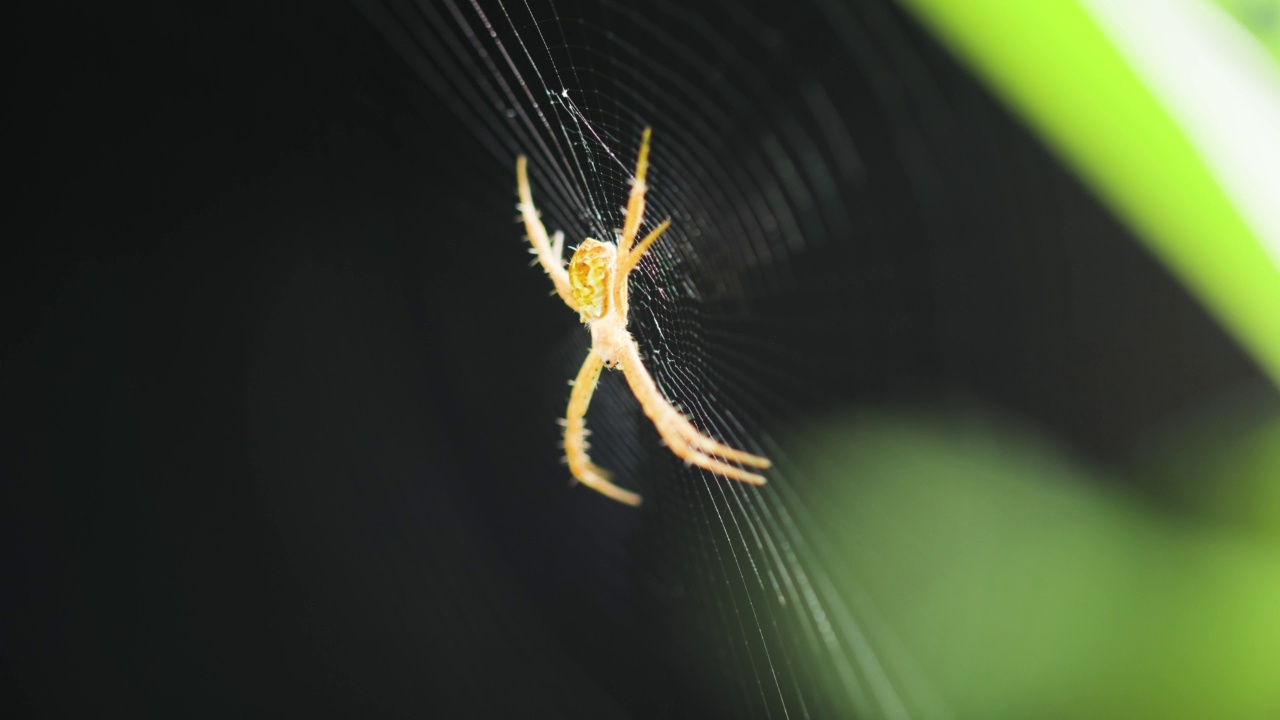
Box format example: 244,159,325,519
516,128,771,505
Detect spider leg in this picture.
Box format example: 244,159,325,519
618,336,771,486
618,127,653,257
671,416,774,470
516,155,577,310
621,219,671,276
550,230,564,263
679,448,769,485
564,350,643,506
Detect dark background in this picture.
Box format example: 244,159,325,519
10,2,1273,717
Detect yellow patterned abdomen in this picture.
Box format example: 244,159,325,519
568,239,613,321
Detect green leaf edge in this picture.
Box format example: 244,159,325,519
898,0,1280,388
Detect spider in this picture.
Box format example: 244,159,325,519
516,128,772,506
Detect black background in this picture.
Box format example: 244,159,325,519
10,2,1273,717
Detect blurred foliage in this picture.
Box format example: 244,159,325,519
789,409,1280,719
1212,0,1280,60
899,0,1280,389
1133,392,1280,543
786,5,1280,715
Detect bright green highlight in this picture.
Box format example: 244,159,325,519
898,0,1280,388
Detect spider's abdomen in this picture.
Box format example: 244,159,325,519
568,239,614,321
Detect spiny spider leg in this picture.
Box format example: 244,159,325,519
618,339,768,485
618,128,652,257
516,156,576,310
563,350,643,506
622,219,672,275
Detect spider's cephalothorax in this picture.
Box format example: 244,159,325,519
516,128,772,506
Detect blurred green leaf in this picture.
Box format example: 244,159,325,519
790,412,1280,719
1211,0,1280,60
898,0,1280,388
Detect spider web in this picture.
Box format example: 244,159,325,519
351,0,1118,717
353,0,957,717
